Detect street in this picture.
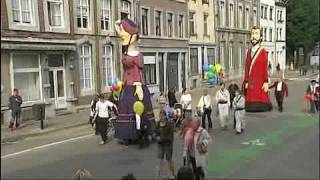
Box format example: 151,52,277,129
1,78,319,180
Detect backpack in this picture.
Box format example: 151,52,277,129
196,129,208,154
158,118,174,144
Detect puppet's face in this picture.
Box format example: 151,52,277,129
250,28,262,45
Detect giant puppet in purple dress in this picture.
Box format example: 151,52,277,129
114,17,155,146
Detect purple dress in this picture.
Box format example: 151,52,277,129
114,52,155,140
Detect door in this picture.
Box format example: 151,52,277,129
181,53,186,89
167,53,179,91
49,69,67,109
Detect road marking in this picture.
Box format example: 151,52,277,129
241,139,265,146
1,134,93,159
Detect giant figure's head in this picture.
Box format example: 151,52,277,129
250,26,262,46
115,18,139,54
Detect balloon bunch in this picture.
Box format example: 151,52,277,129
109,79,124,97
202,64,222,85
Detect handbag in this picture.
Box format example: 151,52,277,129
196,129,208,154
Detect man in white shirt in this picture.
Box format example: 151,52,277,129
215,83,231,129
180,88,192,118
197,89,212,129
94,94,118,145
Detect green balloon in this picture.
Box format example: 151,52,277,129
207,71,214,79
133,101,144,116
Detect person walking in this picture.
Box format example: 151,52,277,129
197,89,212,130
8,88,23,129
228,82,239,129
89,93,99,130
156,110,176,180
183,118,212,180
168,88,178,108
93,94,118,145
157,91,167,110
306,80,318,113
232,90,245,134
269,78,289,112
180,88,192,118
215,83,230,130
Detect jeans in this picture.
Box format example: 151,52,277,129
202,108,212,129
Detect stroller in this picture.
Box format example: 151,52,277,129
173,103,183,128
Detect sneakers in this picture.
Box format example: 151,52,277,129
100,141,106,145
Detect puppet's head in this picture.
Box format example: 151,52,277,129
250,26,262,46
115,18,139,54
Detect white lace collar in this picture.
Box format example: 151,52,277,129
127,50,139,56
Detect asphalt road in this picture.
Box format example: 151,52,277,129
1,78,319,180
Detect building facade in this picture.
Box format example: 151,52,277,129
188,0,216,89
1,0,136,119
216,0,259,80
137,0,189,94
275,0,286,78
260,0,276,75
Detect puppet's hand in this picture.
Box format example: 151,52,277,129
245,83,248,89
262,83,269,92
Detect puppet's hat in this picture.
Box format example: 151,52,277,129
121,18,138,35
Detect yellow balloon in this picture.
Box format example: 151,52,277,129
133,101,144,116
215,64,222,73
117,80,124,91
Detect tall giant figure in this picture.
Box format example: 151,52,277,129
114,17,155,144
243,27,272,112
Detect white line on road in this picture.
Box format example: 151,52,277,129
1,134,93,159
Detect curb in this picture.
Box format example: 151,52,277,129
2,122,89,143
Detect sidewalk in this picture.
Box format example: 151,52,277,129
1,70,313,143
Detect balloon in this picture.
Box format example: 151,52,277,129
113,85,120,92
202,64,209,72
133,101,144,116
209,64,214,70
215,64,222,73
117,81,124,91
113,91,120,97
208,78,215,84
207,71,214,79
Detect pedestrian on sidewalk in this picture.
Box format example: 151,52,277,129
215,83,230,130
8,88,23,129
232,89,245,134
183,117,212,180
228,82,239,129
180,88,192,119
269,78,289,112
89,93,99,130
197,89,212,130
156,110,176,180
93,94,118,145
306,80,318,113
168,88,177,108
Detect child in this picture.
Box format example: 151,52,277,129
232,90,245,134
156,110,176,180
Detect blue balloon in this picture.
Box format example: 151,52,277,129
202,64,210,72
208,78,215,84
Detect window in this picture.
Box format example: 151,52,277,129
79,44,92,89
228,43,233,69
220,43,225,65
189,12,196,35
238,6,243,28
260,6,264,19
102,45,113,87
76,0,89,28
245,7,249,29
155,10,162,36
269,28,273,42
263,28,267,42
279,28,282,40
202,0,209,4
190,48,199,75
167,12,173,37
253,9,257,26
276,28,278,40
47,0,63,27
207,48,215,65
141,8,149,35
178,14,184,38
143,55,156,85
270,7,273,20
238,44,243,67
279,11,283,22
229,4,234,28
100,0,110,30
12,53,40,102
220,1,225,27
121,0,131,19
12,0,32,24
203,14,208,35
277,10,279,21
264,7,267,19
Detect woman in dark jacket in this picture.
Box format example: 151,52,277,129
168,88,177,108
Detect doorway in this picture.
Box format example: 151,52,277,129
48,54,67,109
167,53,179,92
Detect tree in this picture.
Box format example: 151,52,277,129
286,0,320,65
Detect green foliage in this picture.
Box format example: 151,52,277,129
287,0,320,54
